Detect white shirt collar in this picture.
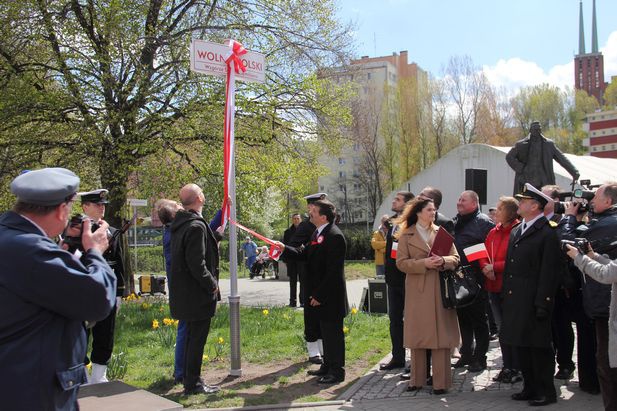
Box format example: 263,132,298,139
316,222,329,236
521,213,544,232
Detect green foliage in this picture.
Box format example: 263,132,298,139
107,352,129,381
604,77,617,108
341,228,373,260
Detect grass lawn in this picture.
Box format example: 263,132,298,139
112,297,390,408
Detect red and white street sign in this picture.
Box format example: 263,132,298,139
190,39,265,83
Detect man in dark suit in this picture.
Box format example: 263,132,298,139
420,186,454,235
283,213,302,307
506,121,579,196
169,183,221,395
501,183,561,406
80,188,126,383
0,168,116,410
277,199,349,384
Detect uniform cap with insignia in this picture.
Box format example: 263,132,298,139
10,168,79,206
79,189,109,204
515,183,552,207
303,192,327,204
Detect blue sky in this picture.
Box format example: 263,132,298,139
337,0,617,92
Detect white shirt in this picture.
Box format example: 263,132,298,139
521,213,544,235
315,222,329,237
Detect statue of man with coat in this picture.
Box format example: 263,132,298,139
506,121,579,195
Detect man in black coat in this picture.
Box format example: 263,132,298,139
278,199,349,384
283,213,302,307
506,121,579,196
502,183,561,406
453,190,495,372
169,183,221,395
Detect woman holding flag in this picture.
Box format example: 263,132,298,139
478,197,522,384
395,197,460,395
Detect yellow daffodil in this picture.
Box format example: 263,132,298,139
141,302,150,310
152,319,159,329
159,306,164,312
343,326,349,334
218,337,225,344
202,354,209,361
173,320,179,327
86,363,92,371
351,307,358,315
262,309,269,316
163,318,173,326
283,313,290,320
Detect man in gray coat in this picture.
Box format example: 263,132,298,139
169,183,221,395
506,121,579,195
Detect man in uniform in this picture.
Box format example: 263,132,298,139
80,189,126,383
502,183,561,406
277,199,349,384
0,168,116,410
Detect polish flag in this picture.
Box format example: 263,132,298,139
463,243,489,262
269,244,282,261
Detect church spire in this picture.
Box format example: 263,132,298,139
591,0,598,53
578,0,585,54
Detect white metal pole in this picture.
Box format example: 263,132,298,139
228,147,242,376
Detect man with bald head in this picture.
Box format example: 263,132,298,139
169,183,221,395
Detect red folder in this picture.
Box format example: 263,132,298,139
429,226,454,257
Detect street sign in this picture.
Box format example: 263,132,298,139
127,198,148,207
190,39,265,83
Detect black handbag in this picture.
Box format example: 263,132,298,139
439,265,480,309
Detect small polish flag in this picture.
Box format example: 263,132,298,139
269,244,282,261
463,243,489,262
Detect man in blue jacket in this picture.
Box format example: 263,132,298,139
0,168,116,411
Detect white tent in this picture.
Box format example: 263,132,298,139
373,144,617,229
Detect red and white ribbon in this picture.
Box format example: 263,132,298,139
220,40,247,229
230,219,282,261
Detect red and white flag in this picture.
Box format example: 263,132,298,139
268,244,283,261
463,243,489,262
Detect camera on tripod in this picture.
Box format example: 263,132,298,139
553,179,597,215
561,238,590,254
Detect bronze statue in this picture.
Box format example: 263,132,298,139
506,122,579,195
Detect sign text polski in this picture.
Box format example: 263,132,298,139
190,39,265,83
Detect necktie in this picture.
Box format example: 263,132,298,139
523,222,527,231
311,230,318,241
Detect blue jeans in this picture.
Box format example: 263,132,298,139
174,320,188,379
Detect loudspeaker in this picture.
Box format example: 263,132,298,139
367,278,388,314
465,169,487,205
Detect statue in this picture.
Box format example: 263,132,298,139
506,121,580,195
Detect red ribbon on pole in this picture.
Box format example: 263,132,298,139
230,219,283,261
220,40,247,229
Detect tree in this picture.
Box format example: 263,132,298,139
0,0,353,225
604,77,617,108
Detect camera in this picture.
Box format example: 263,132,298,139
553,180,597,215
561,238,590,254
62,215,100,253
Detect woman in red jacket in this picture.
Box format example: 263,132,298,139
479,196,521,384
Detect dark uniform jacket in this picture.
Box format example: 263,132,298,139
435,212,454,235
0,211,116,411
169,209,219,321
104,225,126,297
453,209,495,283
283,223,349,319
500,216,561,347
385,216,406,288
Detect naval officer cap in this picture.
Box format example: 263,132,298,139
304,192,328,204
515,183,552,207
10,168,80,206
79,189,109,204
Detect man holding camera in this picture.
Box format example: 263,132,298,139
79,189,126,383
0,168,116,410
561,182,617,407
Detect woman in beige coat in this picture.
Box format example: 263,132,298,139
396,197,460,394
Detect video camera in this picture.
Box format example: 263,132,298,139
62,215,101,253
561,238,590,254
553,179,598,215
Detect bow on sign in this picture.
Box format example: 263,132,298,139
220,39,247,229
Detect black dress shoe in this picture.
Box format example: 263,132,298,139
432,388,447,395
406,385,421,392
404,365,411,373
379,360,405,371
308,355,323,364
452,358,470,368
317,374,344,384
554,368,574,379
511,391,533,401
307,367,329,376
400,372,411,380
528,397,557,406
468,360,486,373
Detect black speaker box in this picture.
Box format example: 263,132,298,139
465,168,487,205
367,279,388,314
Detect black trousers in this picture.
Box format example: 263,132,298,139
298,261,308,306
595,317,617,411
518,345,556,400
386,284,405,364
300,262,321,342
320,316,345,378
456,293,489,363
287,260,299,306
552,291,575,371
183,317,212,388
86,305,117,365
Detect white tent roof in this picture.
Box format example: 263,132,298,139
373,144,617,229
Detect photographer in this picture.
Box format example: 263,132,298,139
560,182,617,408
0,168,116,410
79,189,126,384
565,242,617,411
